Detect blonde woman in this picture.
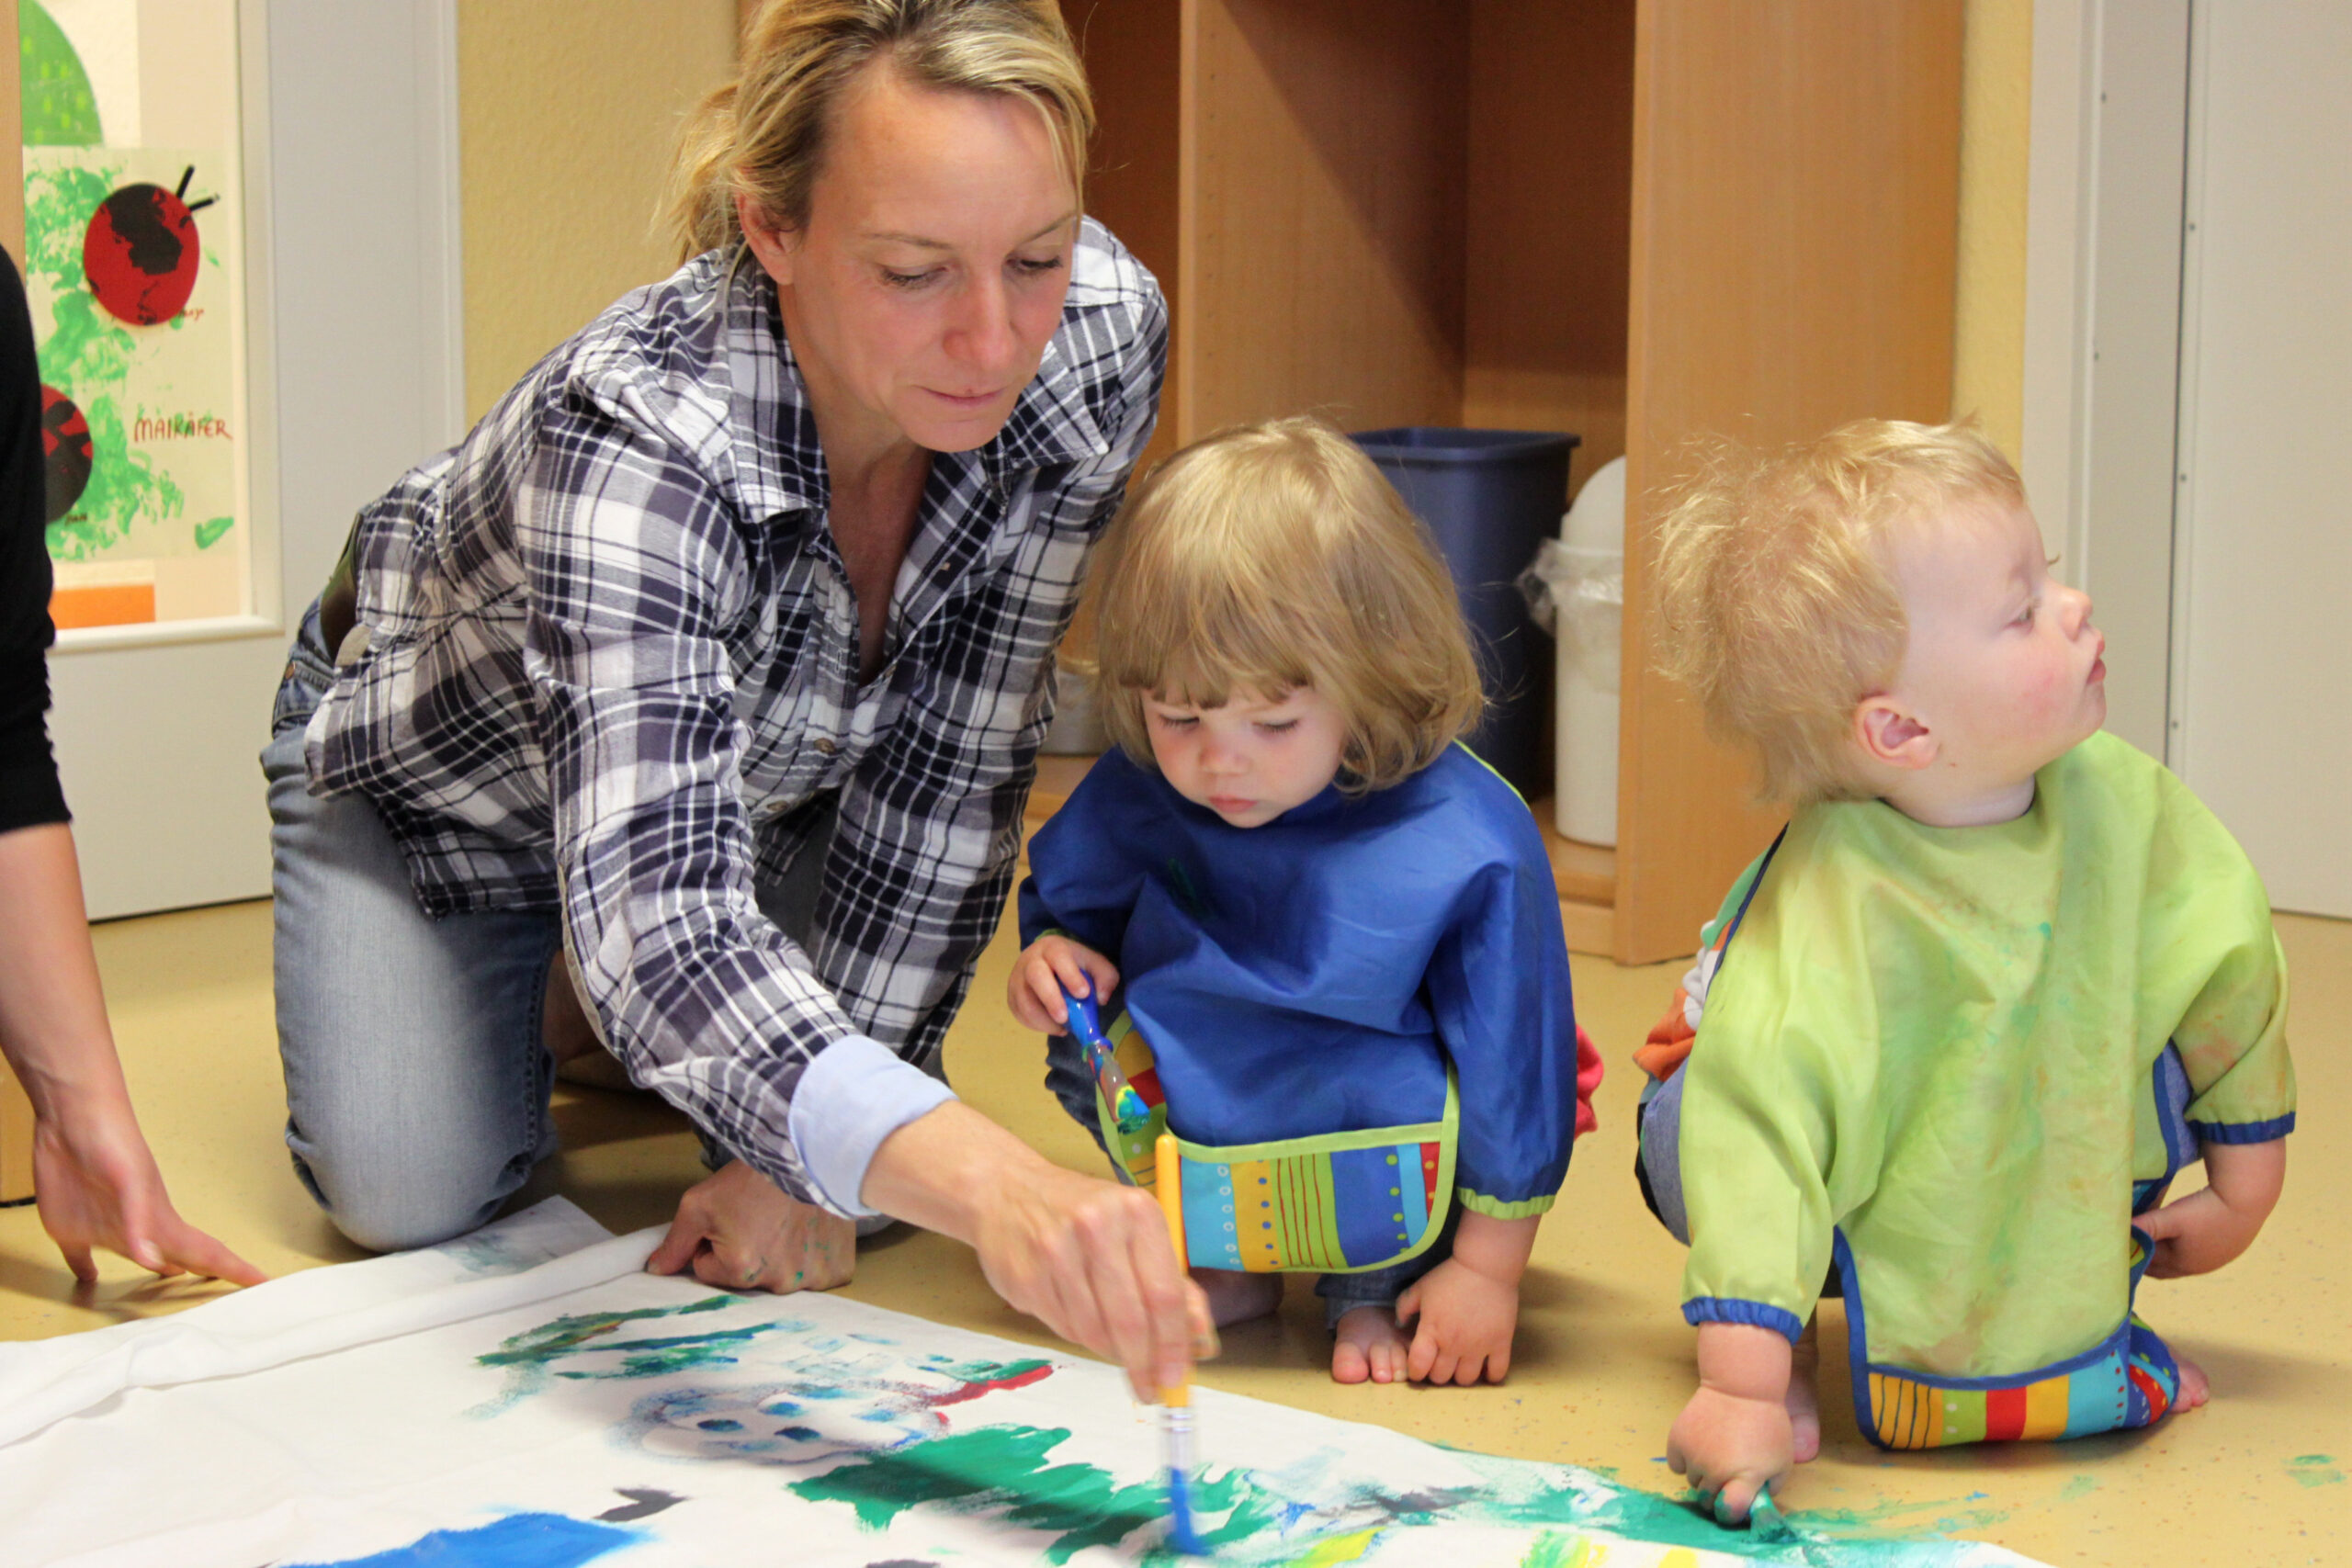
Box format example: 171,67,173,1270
264,1,1198,1398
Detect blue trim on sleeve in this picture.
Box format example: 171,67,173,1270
2187,1111,2295,1145
1682,1297,1804,1344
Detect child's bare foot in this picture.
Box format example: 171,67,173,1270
1192,1267,1283,1327
1331,1304,1413,1384
2174,1349,2210,1412
1787,1316,1823,1462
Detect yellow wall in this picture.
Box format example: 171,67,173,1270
457,1,738,423
1953,0,2033,458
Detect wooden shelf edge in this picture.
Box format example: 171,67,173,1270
1528,797,1618,908
1559,896,1615,959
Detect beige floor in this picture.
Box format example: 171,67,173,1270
3,897,2345,1565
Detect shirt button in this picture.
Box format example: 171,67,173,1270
814,738,838,755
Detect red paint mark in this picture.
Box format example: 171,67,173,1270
924,1361,1055,1412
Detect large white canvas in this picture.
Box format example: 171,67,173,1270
0,1201,2045,1567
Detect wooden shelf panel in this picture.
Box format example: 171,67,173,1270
1527,798,1618,906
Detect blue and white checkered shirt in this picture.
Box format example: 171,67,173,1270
302,221,1164,1214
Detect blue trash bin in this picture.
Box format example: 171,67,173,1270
1350,427,1579,799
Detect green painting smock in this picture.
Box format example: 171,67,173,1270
1679,731,2294,1380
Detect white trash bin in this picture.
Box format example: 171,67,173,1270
1518,456,1623,846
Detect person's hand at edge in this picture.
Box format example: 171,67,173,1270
30,1088,267,1285
0,821,264,1287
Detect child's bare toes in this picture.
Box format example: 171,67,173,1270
1332,1305,1411,1385
2174,1351,2210,1411
1788,1316,1824,1462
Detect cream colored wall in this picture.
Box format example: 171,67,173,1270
1953,0,2033,457
457,1,739,423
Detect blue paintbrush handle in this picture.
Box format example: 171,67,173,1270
1060,985,1152,1135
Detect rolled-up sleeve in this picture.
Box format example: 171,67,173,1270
517,279,1165,1216
518,386,877,1208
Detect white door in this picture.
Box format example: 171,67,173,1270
43,0,464,919
2170,1,2352,919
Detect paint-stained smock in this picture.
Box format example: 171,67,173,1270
1018,743,1593,1221
1669,731,2294,1380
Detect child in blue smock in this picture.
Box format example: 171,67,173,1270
1011,416,1600,1386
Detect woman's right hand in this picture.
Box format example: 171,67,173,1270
862,1100,1208,1402
1006,934,1118,1035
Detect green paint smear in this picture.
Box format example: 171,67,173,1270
19,1,101,147
195,514,233,548
2289,1455,2345,1488
479,1293,739,1371
791,1423,2012,1567
473,1294,779,1409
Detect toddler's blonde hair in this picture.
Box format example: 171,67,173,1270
1653,417,2025,805
1083,416,1484,792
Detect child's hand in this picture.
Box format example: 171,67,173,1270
1395,1210,1539,1384
1668,1384,1794,1525
2139,1137,2287,1278
1007,934,1119,1035
1395,1254,1520,1384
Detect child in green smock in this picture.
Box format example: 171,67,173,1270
1634,420,2293,1523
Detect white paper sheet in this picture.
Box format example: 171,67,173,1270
0,1200,2045,1568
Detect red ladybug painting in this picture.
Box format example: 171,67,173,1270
40,385,94,524
81,166,215,328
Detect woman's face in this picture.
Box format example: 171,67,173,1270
744,63,1080,459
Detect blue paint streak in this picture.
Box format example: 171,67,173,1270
288,1512,639,1567
1166,1466,1207,1555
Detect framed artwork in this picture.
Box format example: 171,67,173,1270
20,0,268,642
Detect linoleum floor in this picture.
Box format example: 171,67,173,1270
2,897,2344,1565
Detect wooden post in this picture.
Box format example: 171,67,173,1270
0,0,37,1203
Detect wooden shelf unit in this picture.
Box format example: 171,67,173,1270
1066,0,1961,963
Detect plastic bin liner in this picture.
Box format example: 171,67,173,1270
1350,427,1579,798
1518,455,1624,845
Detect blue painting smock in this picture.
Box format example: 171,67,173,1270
1019,743,1584,1268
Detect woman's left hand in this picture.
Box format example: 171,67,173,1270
646,1159,858,1293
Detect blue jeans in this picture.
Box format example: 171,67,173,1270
264,604,839,1251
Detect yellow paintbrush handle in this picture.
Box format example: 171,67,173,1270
1155,1132,1191,1408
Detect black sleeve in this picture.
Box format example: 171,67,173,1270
0,247,70,833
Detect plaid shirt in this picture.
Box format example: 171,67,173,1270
303,222,1165,1211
